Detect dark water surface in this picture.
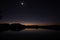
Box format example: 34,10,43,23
0,28,60,40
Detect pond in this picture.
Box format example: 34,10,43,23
0,28,60,40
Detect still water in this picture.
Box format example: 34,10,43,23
0,28,60,40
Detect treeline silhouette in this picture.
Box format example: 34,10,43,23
0,23,60,31
0,23,25,31
26,25,60,30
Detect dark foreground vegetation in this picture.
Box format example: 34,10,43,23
0,23,25,31
0,23,60,31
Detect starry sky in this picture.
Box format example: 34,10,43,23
0,0,60,25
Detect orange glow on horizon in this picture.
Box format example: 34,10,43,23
0,21,49,26
21,23,48,26
21,23,36,26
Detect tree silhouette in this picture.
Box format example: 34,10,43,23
0,23,25,31
10,23,25,31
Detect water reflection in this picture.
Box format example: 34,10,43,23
21,28,55,32
0,28,60,40
25,28,48,30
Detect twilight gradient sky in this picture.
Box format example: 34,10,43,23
0,0,60,25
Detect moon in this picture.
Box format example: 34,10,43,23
16,0,26,8
21,2,24,6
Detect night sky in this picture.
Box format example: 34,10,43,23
0,0,60,25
